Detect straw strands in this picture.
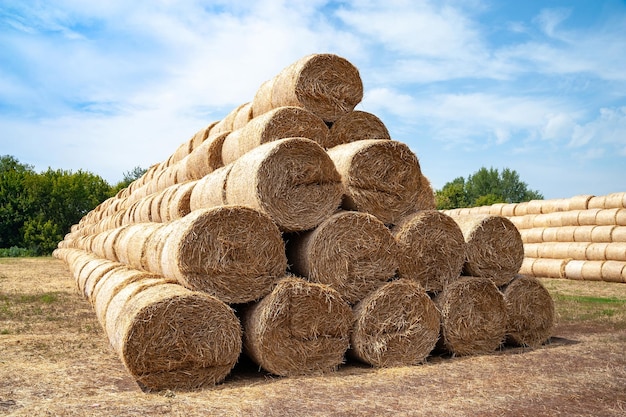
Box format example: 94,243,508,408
392,210,465,293
350,279,440,367
327,139,424,225
287,210,398,305
241,277,353,376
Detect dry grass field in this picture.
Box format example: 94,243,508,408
1,257,625,416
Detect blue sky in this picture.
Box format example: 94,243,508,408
1,0,625,199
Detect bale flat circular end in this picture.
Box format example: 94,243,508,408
503,275,555,348
392,210,465,293
436,276,507,356
242,277,353,377
351,279,441,367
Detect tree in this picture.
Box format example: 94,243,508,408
436,167,543,209
0,155,35,248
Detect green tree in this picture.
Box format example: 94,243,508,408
436,167,543,209
0,155,35,248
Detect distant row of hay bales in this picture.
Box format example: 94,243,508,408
55,53,555,392
444,192,626,282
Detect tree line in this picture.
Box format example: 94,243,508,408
0,155,145,256
1,155,542,256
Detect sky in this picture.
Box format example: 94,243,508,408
1,0,625,200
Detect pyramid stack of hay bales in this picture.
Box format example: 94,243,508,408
54,53,555,392
444,192,626,282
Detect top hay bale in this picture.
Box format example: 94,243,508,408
251,53,363,123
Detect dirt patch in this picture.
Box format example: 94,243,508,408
1,258,625,416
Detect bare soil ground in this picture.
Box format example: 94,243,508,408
1,257,625,416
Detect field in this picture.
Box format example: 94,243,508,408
1,257,625,416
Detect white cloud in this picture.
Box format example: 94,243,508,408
569,107,626,150
534,8,572,38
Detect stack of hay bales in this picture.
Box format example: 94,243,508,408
54,53,555,392
444,192,626,283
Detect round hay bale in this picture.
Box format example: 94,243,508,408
92,267,160,328
539,198,569,213
232,102,253,131
211,103,248,137
508,215,534,230
523,243,540,258
502,275,555,348
453,214,524,286
142,223,174,275
531,258,569,278
415,175,437,210
513,202,529,216
80,259,122,301
606,242,626,261
565,260,603,281
615,209,626,226
242,277,353,376
568,194,593,210
591,225,615,242
221,106,329,165
601,261,626,283
350,279,440,367
489,203,507,216
585,242,608,260
518,257,534,276
577,208,601,225
165,181,197,221
190,122,217,150
392,210,465,293
500,204,517,217
251,53,363,123
149,190,166,223
520,228,544,244
115,224,153,265
109,281,242,391
327,139,423,225
184,131,230,180
526,200,544,215
189,165,232,211
595,208,619,225
158,185,180,223
435,276,507,356
287,210,398,304
327,110,390,148
101,225,129,262
226,137,343,232
611,226,626,242
160,206,287,304
123,223,163,271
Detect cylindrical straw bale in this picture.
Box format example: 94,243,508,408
531,258,569,278
184,131,230,180
165,181,197,222
114,224,153,265
520,228,545,244
606,242,626,261
568,194,593,210
211,103,248,137
604,192,626,209
500,203,517,217
502,275,555,348
573,225,596,242
157,185,180,224
518,257,534,276
123,223,163,271
288,211,398,304
251,53,363,123
595,208,619,225
101,225,129,261
226,137,343,232
513,202,529,216
489,203,506,216
350,279,440,367
532,213,561,228
143,223,174,274
435,276,507,356
453,214,524,285
327,139,423,225
160,206,287,304
523,243,540,258
232,102,253,131
169,139,193,166
612,226,626,242
577,209,600,226
190,122,217,151
566,242,591,259
149,191,166,223
109,281,242,391
241,277,353,376
82,260,123,301
189,165,232,211
616,209,626,226
591,225,615,243
92,267,160,328
90,232,108,259
415,175,437,210
601,261,626,283
327,110,391,148
508,215,534,230
539,198,568,213
526,200,544,215
392,210,465,293
585,243,608,260
555,226,576,242
564,260,603,281
221,106,329,165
